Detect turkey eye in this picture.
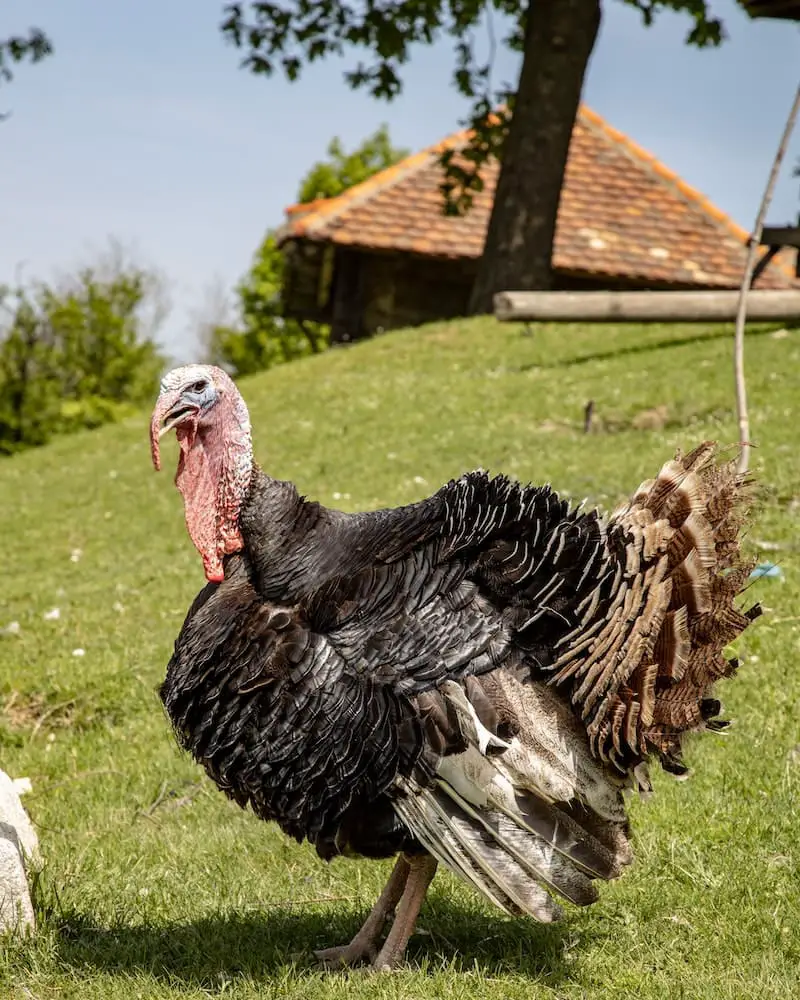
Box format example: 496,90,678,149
191,381,207,394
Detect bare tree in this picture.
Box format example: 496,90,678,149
188,275,237,365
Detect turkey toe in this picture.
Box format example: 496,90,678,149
314,855,411,968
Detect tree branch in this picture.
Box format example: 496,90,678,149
298,318,322,353
734,82,800,476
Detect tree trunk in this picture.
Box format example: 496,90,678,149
469,0,602,315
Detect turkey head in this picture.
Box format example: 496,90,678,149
151,364,253,583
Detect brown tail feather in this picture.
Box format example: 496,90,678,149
548,441,759,779
634,443,757,769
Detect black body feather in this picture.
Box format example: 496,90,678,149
161,444,755,908
162,467,603,857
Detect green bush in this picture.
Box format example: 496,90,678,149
0,265,167,454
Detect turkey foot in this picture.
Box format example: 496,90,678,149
372,854,438,971
314,855,410,968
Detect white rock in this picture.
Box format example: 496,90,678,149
0,770,40,934
43,608,61,621
0,773,38,865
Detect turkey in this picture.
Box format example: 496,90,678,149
150,363,760,971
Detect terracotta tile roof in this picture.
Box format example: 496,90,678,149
280,105,797,290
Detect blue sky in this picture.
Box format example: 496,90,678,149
4,1,799,361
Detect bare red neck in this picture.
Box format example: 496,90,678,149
175,386,253,582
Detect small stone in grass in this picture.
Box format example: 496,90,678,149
72,648,86,657
43,608,61,621
754,539,782,552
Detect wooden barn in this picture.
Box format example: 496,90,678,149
276,105,798,344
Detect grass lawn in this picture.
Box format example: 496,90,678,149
1,316,799,999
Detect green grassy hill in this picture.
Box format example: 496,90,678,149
1,317,799,1000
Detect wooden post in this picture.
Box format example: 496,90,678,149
751,246,782,284
493,289,800,323
734,83,800,475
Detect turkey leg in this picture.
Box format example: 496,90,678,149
314,855,411,967
371,854,438,971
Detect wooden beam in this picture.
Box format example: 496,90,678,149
741,0,800,20
760,225,800,248
751,246,781,284
494,290,800,323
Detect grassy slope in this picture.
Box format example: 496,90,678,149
0,317,799,1000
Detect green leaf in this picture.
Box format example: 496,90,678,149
0,27,53,90
221,0,740,219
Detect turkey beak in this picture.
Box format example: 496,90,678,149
150,389,184,472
